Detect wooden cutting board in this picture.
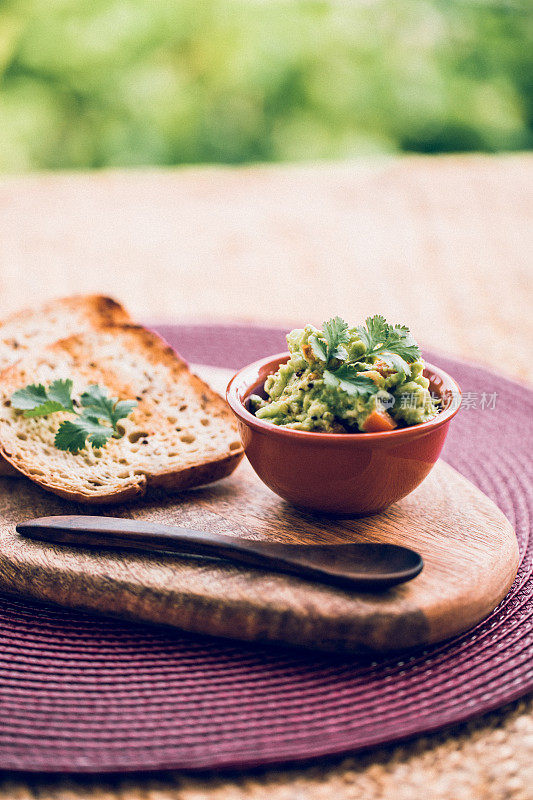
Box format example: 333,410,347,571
0,366,520,653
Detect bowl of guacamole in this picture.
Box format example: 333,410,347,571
227,316,461,514
249,316,438,433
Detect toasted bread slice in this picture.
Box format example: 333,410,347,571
0,324,243,504
0,295,131,476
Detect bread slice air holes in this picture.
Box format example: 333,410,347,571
128,431,149,444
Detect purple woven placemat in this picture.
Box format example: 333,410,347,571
0,325,531,773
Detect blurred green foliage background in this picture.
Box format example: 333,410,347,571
0,0,532,172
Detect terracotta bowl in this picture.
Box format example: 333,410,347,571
226,353,462,515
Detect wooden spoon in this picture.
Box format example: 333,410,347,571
16,515,423,590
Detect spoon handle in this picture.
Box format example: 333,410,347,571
16,515,423,590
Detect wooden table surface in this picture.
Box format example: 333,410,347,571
0,154,531,798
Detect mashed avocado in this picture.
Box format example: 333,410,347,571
250,316,437,433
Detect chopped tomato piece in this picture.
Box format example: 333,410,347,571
362,410,397,432
360,370,382,385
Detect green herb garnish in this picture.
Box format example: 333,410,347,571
308,316,350,363
11,379,75,417
79,385,137,431
11,381,137,453
303,314,423,397
356,315,421,364
308,314,420,373
323,366,379,397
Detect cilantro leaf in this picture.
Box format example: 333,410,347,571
11,380,137,452
323,316,350,359
11,383,49,410
356,315,421,363
324,366,379,397
388,326,420,362
356,315,387,353
54,418,113,453
111,400,138,428
81,385,137,432
47,379,75,412
378,352,412,378
11,379,74,417
308,333,328,361
80,384,116,421
22,400,67,418
308,317,350,363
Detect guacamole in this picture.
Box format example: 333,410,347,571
249,316,438,433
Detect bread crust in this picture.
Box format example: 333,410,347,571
0,451,243,505
0,294,130,348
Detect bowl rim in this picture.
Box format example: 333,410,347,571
226,352,462,442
